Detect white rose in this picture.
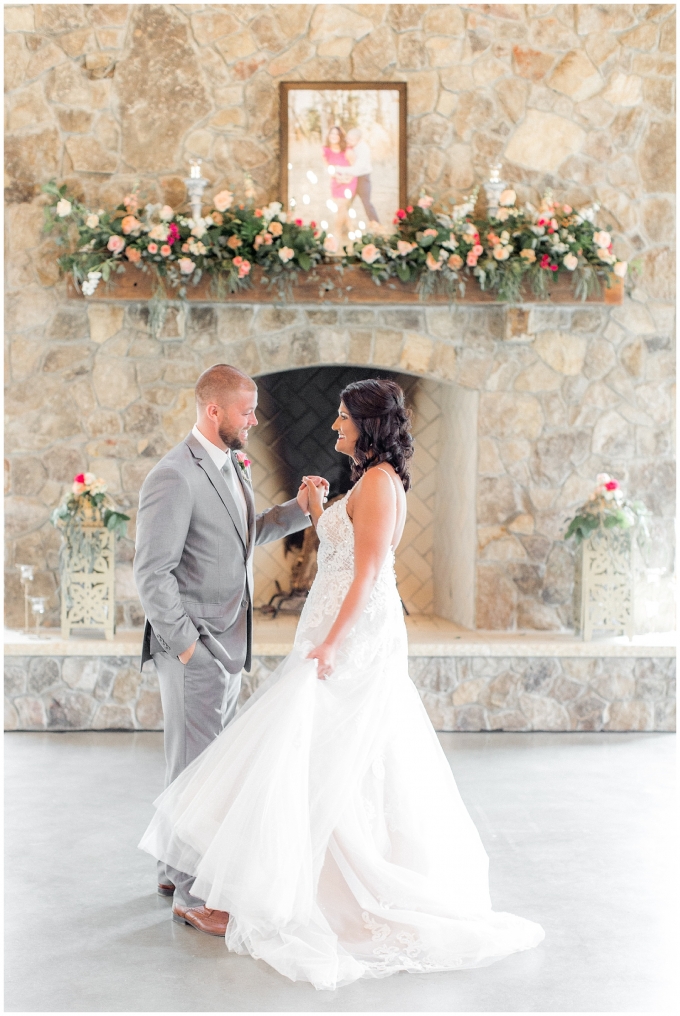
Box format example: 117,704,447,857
56,199,72,217
85,214,99,229
499,188,516,207
613,260,628,278
148,224,169,241
597,248,616,264
496,207,510,221
278,246,295,263
160,205,174,221
593,230,611,249
563,253,578,271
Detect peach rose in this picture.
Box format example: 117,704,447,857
278,246,295,263
227,234,242,249
213,190,233,213
323,235,338,253
160,244,171,257
520,248,536,263
85,213,99,229
107,235,125,254
178,258,195,274
499,189,516,207
126,247,141,263
396,240,416,256
211,211,223,226
448,253,463,270
360,243,380,264
147,242,158,255
418,195,434,209
269,221,283,237
426,251,442,271
121,215,141,235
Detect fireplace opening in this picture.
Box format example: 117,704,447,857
249,366,478,626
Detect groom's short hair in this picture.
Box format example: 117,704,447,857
195,364,255,407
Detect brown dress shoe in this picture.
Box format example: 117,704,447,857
172,902,229,937
157,882,175,897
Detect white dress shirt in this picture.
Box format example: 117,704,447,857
192,424,248,534
350,140,373,177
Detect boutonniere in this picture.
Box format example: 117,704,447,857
235,451,251,480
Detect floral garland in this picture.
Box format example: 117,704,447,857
44,181,627,306
564,474,649,545
43,180,329,300
346,190,629,303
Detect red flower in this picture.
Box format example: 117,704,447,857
605,480,619,491
167,223,180,244
551,264,558,271
406,205,413,214
540,253,551,269
310,221,316,228
396,209,406,219
295,218,303,226
74,473,85,483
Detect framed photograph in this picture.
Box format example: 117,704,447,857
280,82,407,250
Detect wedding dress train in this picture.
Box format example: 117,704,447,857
140,492,544,989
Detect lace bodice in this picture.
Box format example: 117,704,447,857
294,492,405,664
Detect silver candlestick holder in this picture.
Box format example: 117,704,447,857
17,563,34,632
484,162,506,219
29,596,47,637
185,160,208,224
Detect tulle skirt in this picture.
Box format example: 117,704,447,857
140,638,544,989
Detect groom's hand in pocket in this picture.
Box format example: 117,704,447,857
178,640,197,665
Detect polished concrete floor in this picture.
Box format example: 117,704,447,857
4,730,676,1013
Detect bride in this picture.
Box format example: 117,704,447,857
139,378,544,990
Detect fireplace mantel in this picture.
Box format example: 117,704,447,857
66,265,624,305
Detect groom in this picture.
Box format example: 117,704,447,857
134,363,326,935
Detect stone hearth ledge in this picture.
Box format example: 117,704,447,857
5,620,675,659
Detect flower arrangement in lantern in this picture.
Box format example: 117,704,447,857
564,474,649,546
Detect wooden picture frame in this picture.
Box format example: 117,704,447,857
280,81,407,246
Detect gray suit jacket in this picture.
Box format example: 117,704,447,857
134,432,310,673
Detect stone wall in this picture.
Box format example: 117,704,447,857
4,3,675,632
4,650,675,732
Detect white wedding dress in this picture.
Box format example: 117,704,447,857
140,491,544,989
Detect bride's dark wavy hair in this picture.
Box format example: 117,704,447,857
340,379,414,491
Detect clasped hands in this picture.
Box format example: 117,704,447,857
296,474,329,516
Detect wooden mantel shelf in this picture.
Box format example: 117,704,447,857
67,265,624,305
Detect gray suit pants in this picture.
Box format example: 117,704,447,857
153,639,241,907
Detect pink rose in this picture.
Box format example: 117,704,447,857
147,242,158,255
472,244,483,256
418,195,433,209
178,258,195,274
160,244,171,257
323,235,338,253
123,194,138,211
466,251,478,267
107,235,125,254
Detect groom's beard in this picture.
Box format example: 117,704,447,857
218,423,247,451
